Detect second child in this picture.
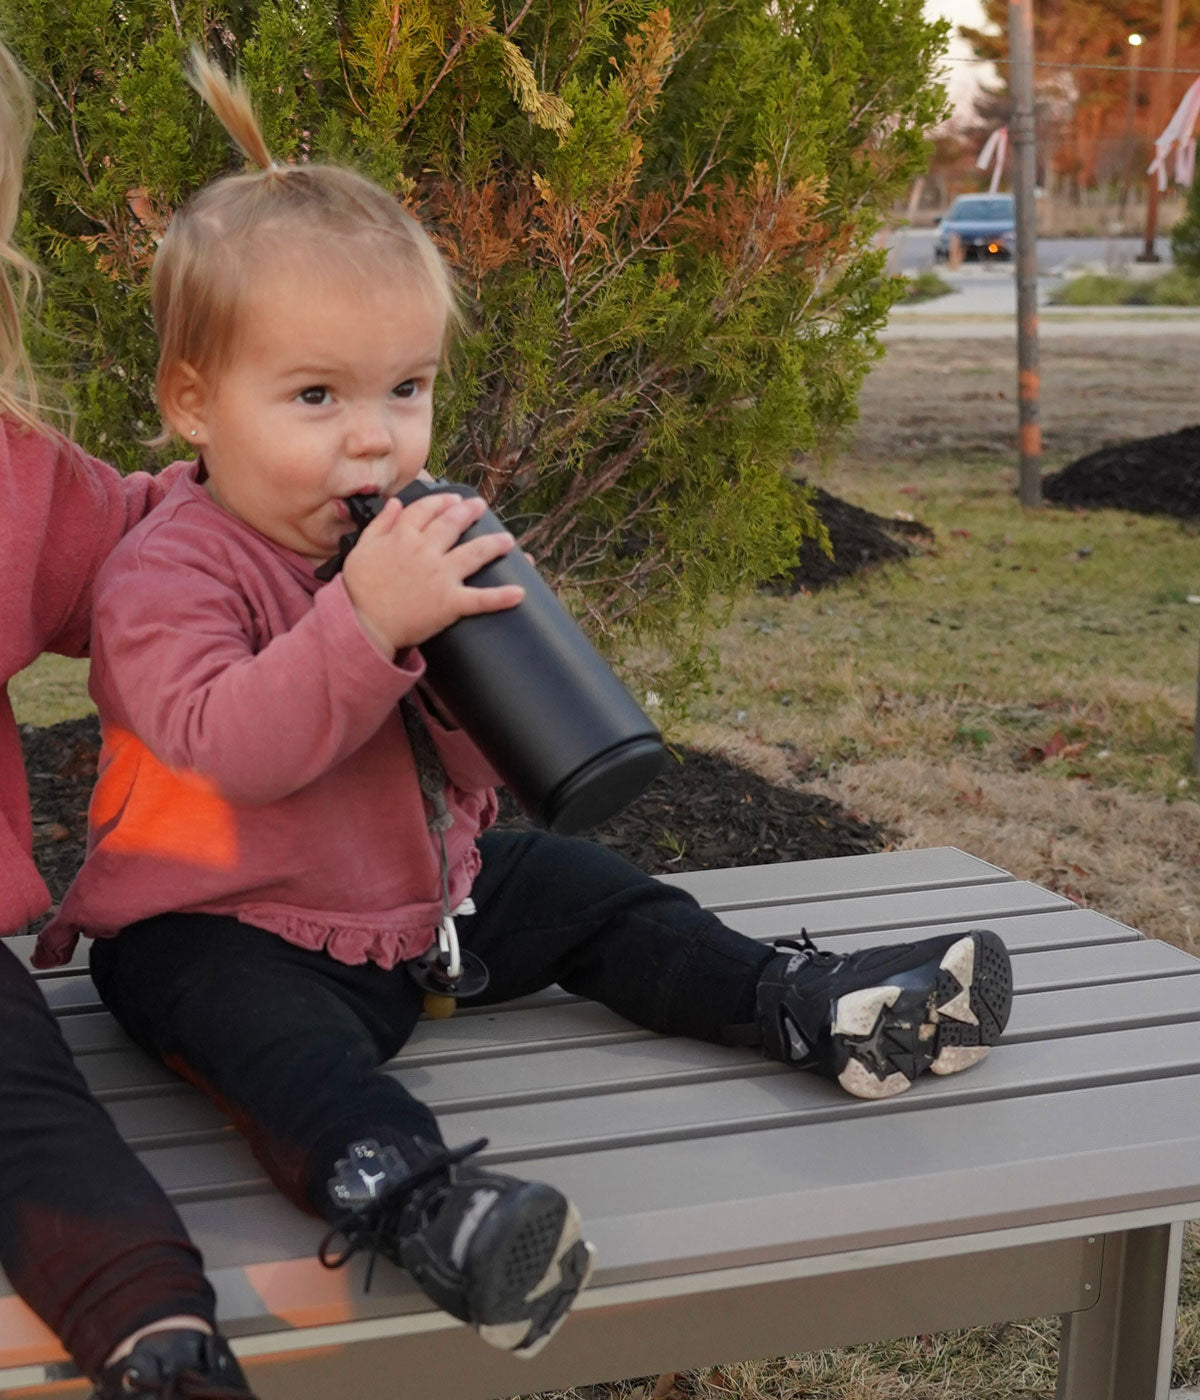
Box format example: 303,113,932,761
37,55,1014,1360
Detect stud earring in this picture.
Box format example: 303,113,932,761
190,428,197,438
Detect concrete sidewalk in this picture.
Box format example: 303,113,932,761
884,266,1200,339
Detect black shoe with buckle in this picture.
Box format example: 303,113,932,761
89,1329,255,1399
319,1137,594,1357
753,928,1013,1099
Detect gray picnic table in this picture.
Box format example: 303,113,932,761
2,846,1198,1399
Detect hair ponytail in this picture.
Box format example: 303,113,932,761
154,50,458,420
187,46,276,174
0,40,48,434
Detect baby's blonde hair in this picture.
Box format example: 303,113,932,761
0,40,47,434
153,50,458,412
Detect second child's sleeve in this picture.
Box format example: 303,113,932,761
35,448,188,660
93,539,422,806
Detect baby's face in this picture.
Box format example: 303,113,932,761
188,261,446,563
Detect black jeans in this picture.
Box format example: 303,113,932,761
0,941,215,1377
90,831,773,1220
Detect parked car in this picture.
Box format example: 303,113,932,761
933,193,1015,261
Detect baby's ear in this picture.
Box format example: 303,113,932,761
159,360,210,445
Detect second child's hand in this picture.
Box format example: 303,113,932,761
342,493,524,657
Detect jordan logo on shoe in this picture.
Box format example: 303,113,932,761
358,1169,387,1197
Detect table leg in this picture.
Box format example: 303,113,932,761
1056,1222,1184,1400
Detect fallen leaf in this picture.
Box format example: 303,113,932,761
1025,729,1071,763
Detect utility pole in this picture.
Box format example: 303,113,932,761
1139,0,1181,262
1009,0,1041,506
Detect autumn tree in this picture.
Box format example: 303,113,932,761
3,0,947,700
961,0,1200,188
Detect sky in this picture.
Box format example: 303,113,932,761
925,0,993,115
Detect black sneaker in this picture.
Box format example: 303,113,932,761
319,1137,594,1357
90,1329,255,1399
756,928,1012,1099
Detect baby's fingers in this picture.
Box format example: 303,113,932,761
403,492,485,537
457,582,526,615
452,529,520,578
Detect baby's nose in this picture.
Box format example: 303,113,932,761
347,409,393,457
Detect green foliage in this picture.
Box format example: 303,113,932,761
903,268,954,302
1172,174,1200,276
3,0,948,704
1149,267,1200,305
1049,272,1142,305
1049,268,1200,305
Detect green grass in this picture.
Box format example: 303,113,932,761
10,653,92,725
1050,268,1200,307
901,268,954,303
678,456,1200,802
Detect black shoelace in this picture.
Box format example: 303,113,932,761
772,929,829,964
317,1136,488,1290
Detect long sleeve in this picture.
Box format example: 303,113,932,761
0,428,183,934
93,536,422,807
35,468,495,969
30,449,187,660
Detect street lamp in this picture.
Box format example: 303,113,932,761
1127,33,1144,135
1124,34,1145,205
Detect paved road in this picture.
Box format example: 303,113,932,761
886,227,1175,276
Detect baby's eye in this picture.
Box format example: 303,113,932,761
297,386,330,406
393,380,419,400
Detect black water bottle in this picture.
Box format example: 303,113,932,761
324,479,666,834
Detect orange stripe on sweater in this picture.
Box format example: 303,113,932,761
91,725,238,868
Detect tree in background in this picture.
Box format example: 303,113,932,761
961,0,1200,191
3,0,946,700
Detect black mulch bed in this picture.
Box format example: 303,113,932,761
17,715,889,934
1044,424,1200,518
763,481,934,594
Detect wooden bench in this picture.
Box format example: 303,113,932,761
2,846,1199,1400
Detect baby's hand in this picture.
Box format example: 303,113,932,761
341,494,525,654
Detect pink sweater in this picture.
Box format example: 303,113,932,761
34,464,499,971
0,423,181,935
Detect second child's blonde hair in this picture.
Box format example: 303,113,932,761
0,40,45,433
153,51,458,411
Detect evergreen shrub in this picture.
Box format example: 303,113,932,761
1172,175,1200,277
3,0,947,700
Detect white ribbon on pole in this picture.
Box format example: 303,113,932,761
976,126,1008,193
1148,76,1200,190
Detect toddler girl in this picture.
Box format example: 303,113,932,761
36,54,1013,1360
0,37,256,1400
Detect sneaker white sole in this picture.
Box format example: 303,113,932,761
475,1199,595,1358
832,930,1012,1100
